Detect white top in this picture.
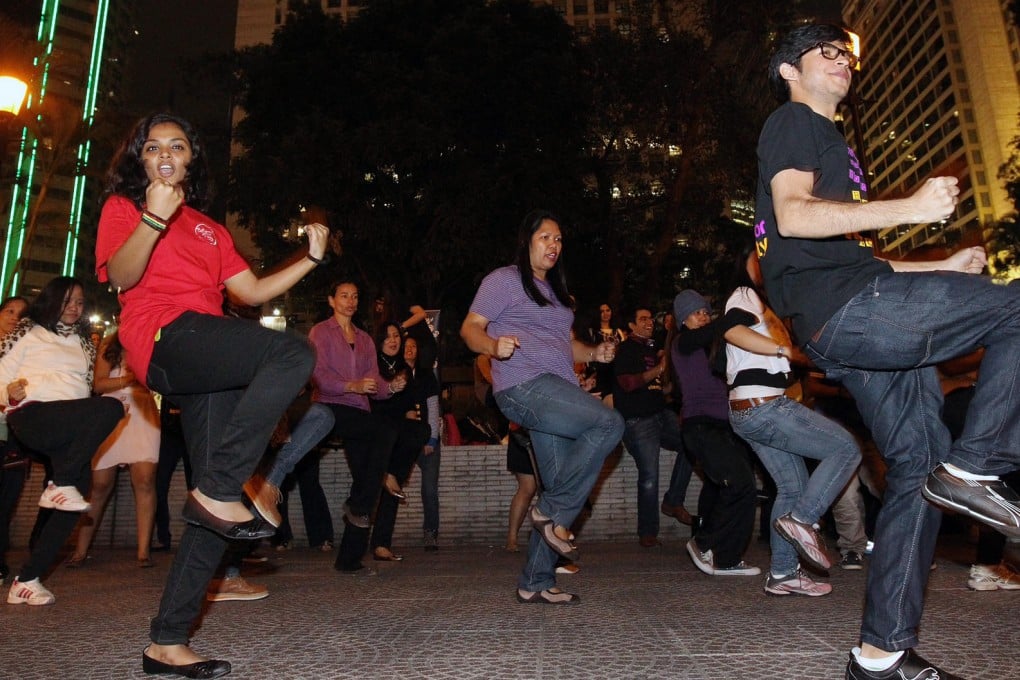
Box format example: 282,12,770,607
0,325,91,408
93,365,159,469
725,286,790,400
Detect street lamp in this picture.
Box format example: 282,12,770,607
0,75,29,182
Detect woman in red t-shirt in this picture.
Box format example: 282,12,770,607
96,113,328,679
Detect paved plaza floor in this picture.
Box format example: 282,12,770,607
2,533,1018,679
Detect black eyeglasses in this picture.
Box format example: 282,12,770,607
797,42,859,70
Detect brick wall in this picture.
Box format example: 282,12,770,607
5,445,704,550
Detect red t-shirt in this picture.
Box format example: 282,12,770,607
95,195,249,385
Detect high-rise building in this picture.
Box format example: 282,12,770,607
1,0,119,298
233,0,628,48
842,0,1020,263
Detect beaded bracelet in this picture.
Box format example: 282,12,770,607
140,210,168,233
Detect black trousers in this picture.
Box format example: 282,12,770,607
682,419,757,568
325,404,397,570
370,416,429,551
7,397,124,581
146,313,314,645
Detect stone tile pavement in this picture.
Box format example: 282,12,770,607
2,535,1018,679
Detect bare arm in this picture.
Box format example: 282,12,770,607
461,311,518,359
885,246,986,274
106,181,184,291
772,168,958,239
402,305,427,330
224,222,329,306
571,338,615,364
93,345,136,395
724,324,791,359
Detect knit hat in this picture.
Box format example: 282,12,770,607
673,290,712,325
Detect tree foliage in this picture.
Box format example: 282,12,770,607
230,0,587,329
229,0,802,338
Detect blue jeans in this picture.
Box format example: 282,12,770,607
417,443,440,536
729,396,860,575
266,402,335,488
805,271,1020,651
496,374,624,592
621,409,686,538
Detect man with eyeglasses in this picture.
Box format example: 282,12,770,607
755,23,1020,680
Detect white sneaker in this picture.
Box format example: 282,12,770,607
685,538,760,576
686,539,716,575
38,482,90,512
7,578,55,605
967,563,1020,591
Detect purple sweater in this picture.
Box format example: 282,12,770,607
468,266,576,393
670,308,756,423
309,317,392,411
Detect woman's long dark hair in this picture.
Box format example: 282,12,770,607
101,112,211,210
727,238,767,302
102,331,124,367
514,209,571,307
28,276,90,336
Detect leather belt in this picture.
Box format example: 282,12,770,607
729,395,783,412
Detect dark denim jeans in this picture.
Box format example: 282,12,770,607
496,373,624,592
621,409,686,538
805,271,1020,651
416,443,440,536
266,402,335,488
729,396,860,575
147,312,314,645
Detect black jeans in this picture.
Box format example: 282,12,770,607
153,404,191,548
275,452,335,548
146,312,314,645
324,404,398,570
371,417,429,551
7,397,124,581
682,419,757,568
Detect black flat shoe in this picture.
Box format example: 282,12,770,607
182,495,275,541
142,652,231,678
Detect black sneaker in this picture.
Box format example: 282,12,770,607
923,464,1020,538
840,550,864,570
845,649,963,679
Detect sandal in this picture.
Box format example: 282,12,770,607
65,554,88,569
372,547,404,562
516,588,581,605
529,507,578,560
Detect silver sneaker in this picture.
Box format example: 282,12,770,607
764,569,832,596
967,563,1020,591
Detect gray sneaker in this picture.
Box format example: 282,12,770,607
923,464,1020,537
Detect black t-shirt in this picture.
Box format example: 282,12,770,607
754,101,890,343
611,335,664,419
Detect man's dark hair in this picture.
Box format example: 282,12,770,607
768,24,853,103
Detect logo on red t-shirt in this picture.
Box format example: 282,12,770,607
194,223,218,246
